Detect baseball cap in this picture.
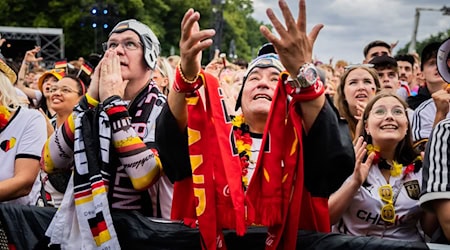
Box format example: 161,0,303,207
420,42,441,71
37,69,65,92
109,19,160,70
369,54,398,69
234,44,284,111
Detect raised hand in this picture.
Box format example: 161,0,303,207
259,0,323,76
98,50,128,102
179,9,216,80
352,136,374,186
23,46,43,63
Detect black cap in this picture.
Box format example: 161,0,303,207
420,42,441,71
369,54,398,69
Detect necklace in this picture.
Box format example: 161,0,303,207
366,144,422,178
0,106,11,131
232,115,252,190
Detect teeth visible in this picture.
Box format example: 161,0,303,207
254,94,271,100
381,125,397,129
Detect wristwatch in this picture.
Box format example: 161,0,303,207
287,63,319,89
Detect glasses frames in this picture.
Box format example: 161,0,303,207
102,40,143,52
49,86,80,95
370,106,406,119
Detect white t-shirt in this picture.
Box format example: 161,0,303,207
247,136,262,186
412,98,450,142
333,164,425,241
0,107,47,205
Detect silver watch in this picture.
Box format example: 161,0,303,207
287,63,318,89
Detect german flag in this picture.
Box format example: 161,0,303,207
81,63,93,76
88,212,112,246
54,60,67,69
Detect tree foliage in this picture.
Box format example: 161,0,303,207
396,29,450,57
0,0,270,65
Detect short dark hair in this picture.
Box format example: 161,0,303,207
394,54,415,68
363,40,391,57
420,42,441,71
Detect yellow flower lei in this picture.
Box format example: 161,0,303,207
366,144,403,177
232,114,252,188
390,160,403,177
0,106,11,130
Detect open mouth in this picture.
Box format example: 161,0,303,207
380,124,398,130
355,93,367,99
253,94,272,101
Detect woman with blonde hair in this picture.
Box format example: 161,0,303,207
153,57,174,96
0,59,47,205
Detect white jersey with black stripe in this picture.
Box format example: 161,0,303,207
419,118,450,210
332,165,425,241
411,98,450,143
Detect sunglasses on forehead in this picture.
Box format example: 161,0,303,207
344,63,374,71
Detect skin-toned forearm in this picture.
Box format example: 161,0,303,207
16,61,28,87
298,95,325,134
433,199,450,241
420,211,439,238
328,177,361,225
433,111,448,128
0,159,39,201
167,90,188,131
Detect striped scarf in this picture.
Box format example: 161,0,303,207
46,98,120,249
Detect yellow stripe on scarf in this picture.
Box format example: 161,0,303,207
113,136,143,148
94,230,112,246
129,164,160,191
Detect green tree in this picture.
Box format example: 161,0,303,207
396,29,450,57
0,0,270,66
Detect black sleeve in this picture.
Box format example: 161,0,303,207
156,103,192,183
303,96,355,198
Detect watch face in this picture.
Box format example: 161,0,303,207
304,67,318,83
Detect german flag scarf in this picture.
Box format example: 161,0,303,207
46,98,119,249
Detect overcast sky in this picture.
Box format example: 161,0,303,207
252,0,450,64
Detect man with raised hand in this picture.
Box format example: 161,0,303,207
157,0,354,249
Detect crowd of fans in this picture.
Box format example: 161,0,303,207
0,0,449,249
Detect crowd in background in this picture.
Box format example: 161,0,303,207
0,0,450,248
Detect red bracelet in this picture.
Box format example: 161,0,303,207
285,78,325,102
172,64,204,93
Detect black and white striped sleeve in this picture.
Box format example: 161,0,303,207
419,117,450,210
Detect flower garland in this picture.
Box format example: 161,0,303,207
232,114,252,189
0,106,11,131
366,144,422,177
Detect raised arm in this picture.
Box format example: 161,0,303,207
15,47,43,99
328,137,374,224
260,0,324,133
167,9,215,131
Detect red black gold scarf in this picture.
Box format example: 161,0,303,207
171,70,246,250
